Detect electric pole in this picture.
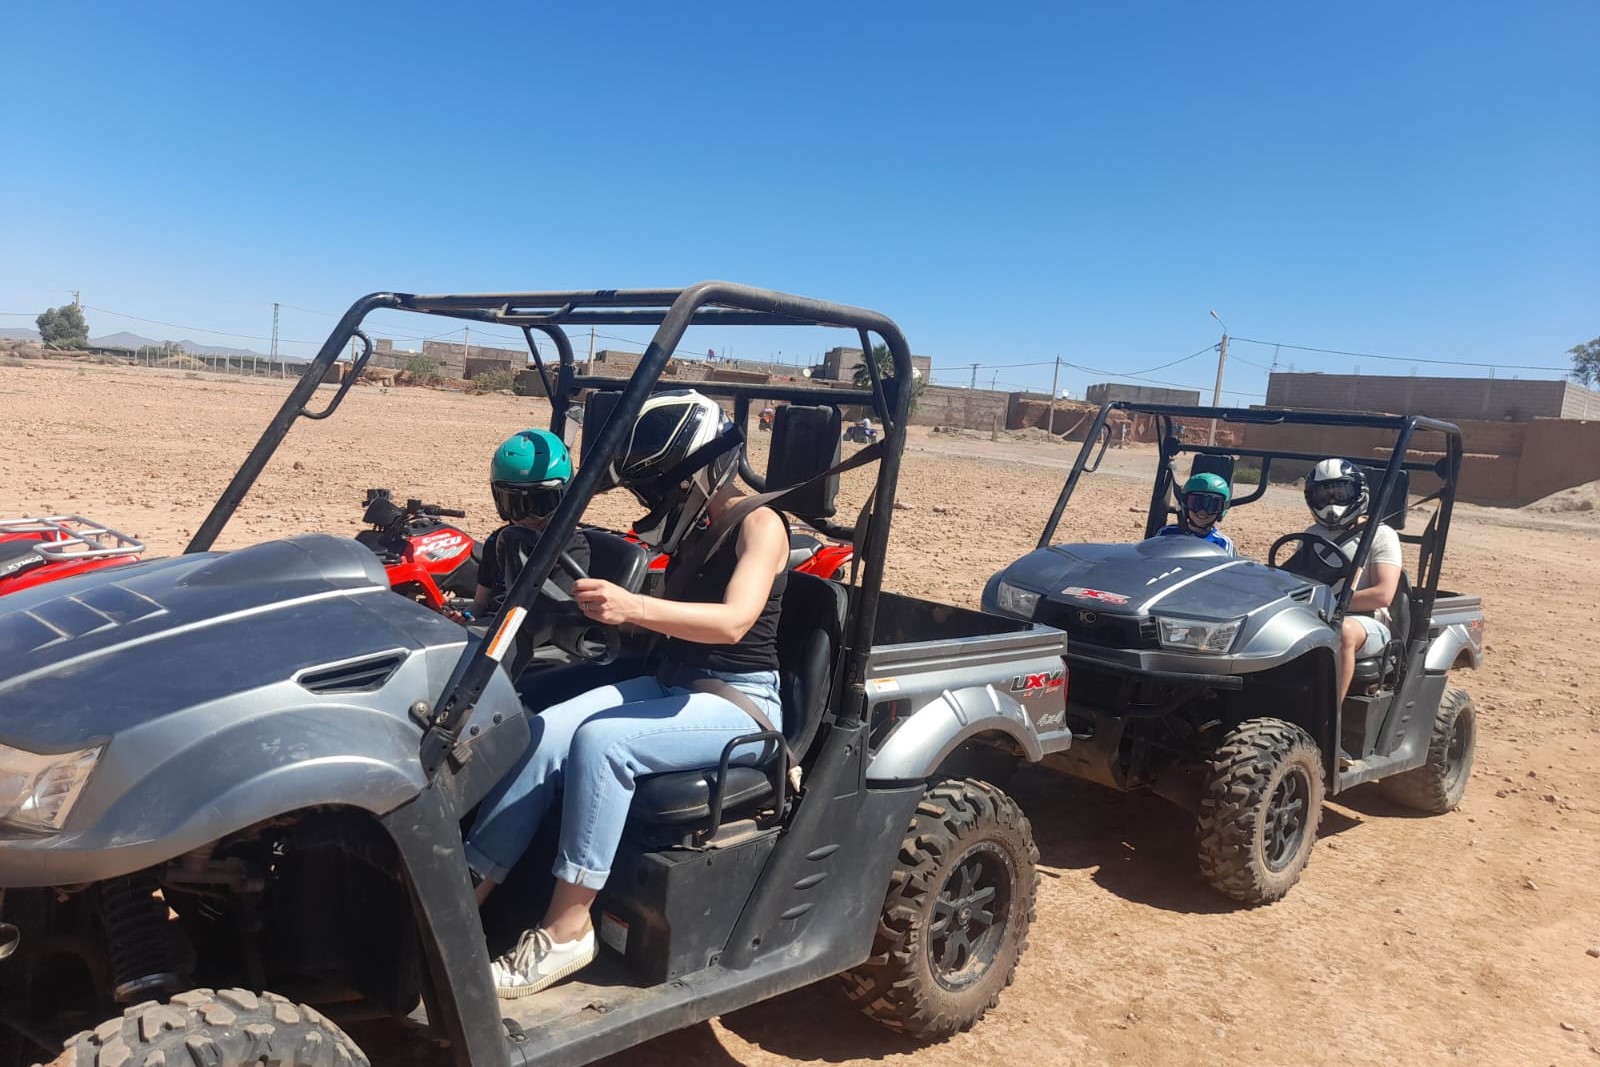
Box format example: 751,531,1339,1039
1208,310,1229,445
969,363,979,390
588,327,596,365
271,303,281,378
1048,355,1061,434
70,290,81,309
463,327,470,376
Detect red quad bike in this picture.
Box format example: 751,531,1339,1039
0,515,146,596
623,523,853,595
355,489,480,615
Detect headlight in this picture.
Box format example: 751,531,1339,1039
1155,616,1243,653
995,580,1042,618
0,744,102,832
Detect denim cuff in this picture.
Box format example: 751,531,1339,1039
552,856,610,891
463,841,513,885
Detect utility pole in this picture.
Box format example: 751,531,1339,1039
463,327,470,377
271,303,281,379
969,363,979,390
1207,310,1229,445
1047,355,1061,434
587,327,596,365
70,290,81,309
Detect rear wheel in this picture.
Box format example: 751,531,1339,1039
839,778,1038,1040
1196,718,1325,904
1381,685,1476,813
52,988,367,1067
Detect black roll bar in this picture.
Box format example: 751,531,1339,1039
1036,400,1464,613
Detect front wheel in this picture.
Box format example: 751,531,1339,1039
50,988,367,1067
838,778,1038,1040
1196,718,1326,904
1381,685,1476,813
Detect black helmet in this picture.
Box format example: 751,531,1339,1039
611,390,742,553
1305,458,1369,529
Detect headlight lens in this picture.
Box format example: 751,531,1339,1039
995,580,1042,618
0,744,103,832
1155,616,1243,653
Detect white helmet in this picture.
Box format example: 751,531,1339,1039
611,390,742,553
1305,458,1369,529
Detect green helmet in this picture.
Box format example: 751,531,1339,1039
1181,472,1231,527
490,429,574,521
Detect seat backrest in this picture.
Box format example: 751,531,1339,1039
1390,570,1415,645
1373,468,1410,530
1189,453,1236,489
581,528,649,594
775,571,848,763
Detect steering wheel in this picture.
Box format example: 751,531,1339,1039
1267,532,1357,587
494,531,620,664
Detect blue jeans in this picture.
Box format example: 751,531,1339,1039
464,668,782,890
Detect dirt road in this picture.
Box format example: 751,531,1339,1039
3,363,1598,1065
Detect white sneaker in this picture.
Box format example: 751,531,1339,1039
491,927,597,999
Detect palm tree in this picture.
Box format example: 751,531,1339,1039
851,344,925,411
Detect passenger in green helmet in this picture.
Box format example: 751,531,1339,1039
1156,471,1236,556
473,429,590,618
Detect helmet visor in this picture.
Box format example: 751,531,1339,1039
1308,480,1359,509
492,482,565,521
1184,491,1227,517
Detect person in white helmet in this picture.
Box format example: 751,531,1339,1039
1302,458,1403,704
463,390,789,1000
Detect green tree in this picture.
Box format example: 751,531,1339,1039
851,343,926,412
36,304,89,348
1570,337,1600,389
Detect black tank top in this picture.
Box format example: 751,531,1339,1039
660,508,787,674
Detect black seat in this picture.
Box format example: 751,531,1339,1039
0,541,45,579
581,528,648,594
1190,453,1235,489
631,572,849,826
1352,572,1413,688
787,532,821,570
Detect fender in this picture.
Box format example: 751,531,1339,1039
866,684,1045,783
1425,622,1482,673
0,657,529,889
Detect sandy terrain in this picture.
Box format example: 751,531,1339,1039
3,363,1599,1066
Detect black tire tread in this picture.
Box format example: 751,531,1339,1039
46,988,368,1067
1381,685,1476,814
837,778,1039,1040
1196,717,1325,905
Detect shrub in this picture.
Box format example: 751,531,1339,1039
472,369,517,394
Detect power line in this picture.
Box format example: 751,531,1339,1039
1233,336,1574,374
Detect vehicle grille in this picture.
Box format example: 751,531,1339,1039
1035,604,1160,650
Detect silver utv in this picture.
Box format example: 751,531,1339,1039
0,284,1067,1067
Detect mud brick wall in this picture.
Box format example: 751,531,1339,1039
1241,417,1600,507
1265,373,1580,422
911,384,1012,428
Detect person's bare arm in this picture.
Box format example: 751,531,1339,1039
573,508,788,644
1348,562,1401,613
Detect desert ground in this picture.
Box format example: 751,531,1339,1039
3,362,1599,1066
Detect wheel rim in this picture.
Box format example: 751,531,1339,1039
930,841,1014,991
1264,767,1311,872
1441,709,1473,792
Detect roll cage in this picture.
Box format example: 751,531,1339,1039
1038,401,1465,625
182,282,916,773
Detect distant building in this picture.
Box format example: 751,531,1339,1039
1085,383,1202,407
821,346,932,385
1265,372,1600,421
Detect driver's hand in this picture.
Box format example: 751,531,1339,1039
574,578,643,626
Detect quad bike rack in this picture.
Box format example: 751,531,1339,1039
0,515,146,561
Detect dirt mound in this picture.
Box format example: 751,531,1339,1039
1523,480,1600,516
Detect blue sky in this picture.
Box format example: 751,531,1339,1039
2,1,1595,401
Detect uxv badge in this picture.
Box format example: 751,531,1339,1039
1009,668,1065,695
